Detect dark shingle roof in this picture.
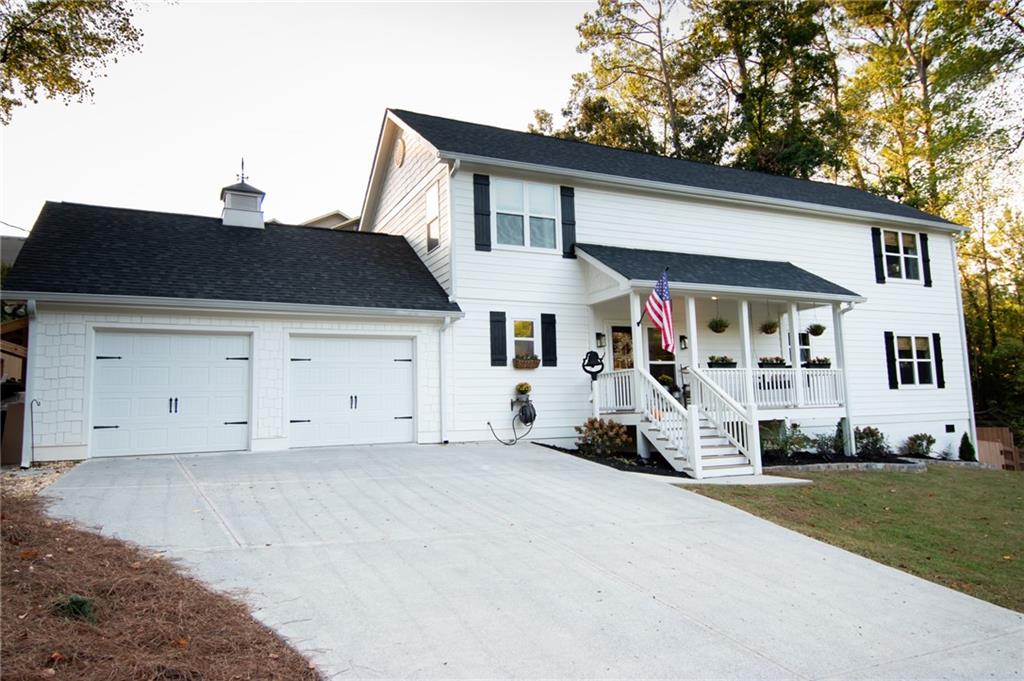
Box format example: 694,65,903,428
577,243,861,299
391,109,953,227
219,181,265,199
5,202,460,313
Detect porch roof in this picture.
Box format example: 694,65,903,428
576,243,864,303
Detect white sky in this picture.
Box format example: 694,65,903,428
0,1,591,236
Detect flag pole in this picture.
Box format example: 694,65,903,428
636,267,669,326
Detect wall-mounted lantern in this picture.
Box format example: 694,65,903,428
679,334,689,350
595,332,606,348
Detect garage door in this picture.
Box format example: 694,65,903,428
289,336,414,448
91,331,250,457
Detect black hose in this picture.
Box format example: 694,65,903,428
487,408,535,446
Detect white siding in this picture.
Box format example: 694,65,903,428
369,130,452,293
446,168,971,454
27,305,443,460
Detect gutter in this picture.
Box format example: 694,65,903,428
2,291,465,320
438,315,455,443
436,151,964,234
628,279,866,304
20,300,38,469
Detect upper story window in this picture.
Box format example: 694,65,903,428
513,319,536,358
883,230,920,281
493,179,558,250
425,181,440,252
895,334,933,386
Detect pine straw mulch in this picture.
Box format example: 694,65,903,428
1,492,322,680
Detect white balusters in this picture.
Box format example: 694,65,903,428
596,369,635,412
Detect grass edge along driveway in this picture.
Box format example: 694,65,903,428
685,466,1023,612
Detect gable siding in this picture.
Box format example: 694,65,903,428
370,131,452,293
447,169,970,452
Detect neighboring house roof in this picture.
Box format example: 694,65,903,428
5,202,461,314
302,210,360,231
576,243,862,301
1,235,26,267
390,109,955,228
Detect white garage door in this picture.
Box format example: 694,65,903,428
91,331,250,457
289,336,415,448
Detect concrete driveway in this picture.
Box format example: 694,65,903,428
45,443,1021,679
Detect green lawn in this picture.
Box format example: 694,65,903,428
687,466,1023,612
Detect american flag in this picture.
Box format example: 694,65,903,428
645,270,675,354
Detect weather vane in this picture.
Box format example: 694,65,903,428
237,157,247,184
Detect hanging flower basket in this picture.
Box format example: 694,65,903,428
707,317,730,334
807,323,826,337
513,354,540,369
759,321,779,335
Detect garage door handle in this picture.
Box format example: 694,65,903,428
354,395,358,409
174,398,178,414
169,397,173,413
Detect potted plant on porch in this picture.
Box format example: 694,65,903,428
513,353,541,369
803,356,832,369
706,355,737,368
758,356,789,368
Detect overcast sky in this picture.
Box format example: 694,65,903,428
0,1,591,236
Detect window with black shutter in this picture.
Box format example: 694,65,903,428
489,311,506,366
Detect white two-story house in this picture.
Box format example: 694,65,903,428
5,109,973,478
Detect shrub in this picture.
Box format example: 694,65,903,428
515,382,531,395
52,594,97,623
959,433,977,461
833,419,847,456
761,422,811,458
707,317,729,333
575,418,632,456
812,433,838,456
855,426,890,456
901,432,936,458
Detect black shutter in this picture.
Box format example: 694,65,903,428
932,332,945,388
560,187,576,259
884,331,899,389
541,313,557,366
871,227,886,284
473,174,491,252
920,233,932,287
489,311,506,366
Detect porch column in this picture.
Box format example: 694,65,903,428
832,302,856,456
629,291,644,412
739,299,762,474
685,295,703,479
788,302,805,407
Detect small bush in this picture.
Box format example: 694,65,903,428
855,426,890,456
762,422,811,458
812,433,838,456
834,419,847,456
959,433,977,461
901,432,936,458
52,594,97,623
575,418,632,456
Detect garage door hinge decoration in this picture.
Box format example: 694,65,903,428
290,419,311,423
93,425,119,429
393,358,412,362
290,358,312,362
223,421,248,425
394,416,413,420
95,355,122,360
225,356,249,360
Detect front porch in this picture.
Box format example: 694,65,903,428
577,244,864,479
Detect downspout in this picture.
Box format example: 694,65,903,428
446,158,460,303
837,301,858,457
950,237,977,448
20,300,38,469
438,315,454,443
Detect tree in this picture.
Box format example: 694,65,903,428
0,0,143,124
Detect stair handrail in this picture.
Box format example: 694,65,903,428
635,369,694,469
689,366,752,457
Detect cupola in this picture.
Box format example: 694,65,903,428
220,160,265,228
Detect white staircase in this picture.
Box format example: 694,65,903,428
600,368,759,480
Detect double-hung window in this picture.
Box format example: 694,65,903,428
425,181,440,252
493,179,558,250
883,230,921,281
513,319,536,358
895,335,934,386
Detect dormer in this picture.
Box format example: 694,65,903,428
220,181,265,228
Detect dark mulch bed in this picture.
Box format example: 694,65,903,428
1,492,321,681
762,450,912,466
534,442,690,477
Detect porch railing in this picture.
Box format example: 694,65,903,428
690,367,751,458
636,369,695,471
596,369,634,412
704,367,843,409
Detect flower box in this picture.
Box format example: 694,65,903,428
512,357,540,369
706,361,737,368
758,362,789,369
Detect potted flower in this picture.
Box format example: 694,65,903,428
706,355,737,368
806,323,826,337
707,317,730,334
759,320,779,335
803,356,832,369
515,382,532,401
758,356,788,368
658,374,683,400
512,353,541,369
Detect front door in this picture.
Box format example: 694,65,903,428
610,325,634,370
